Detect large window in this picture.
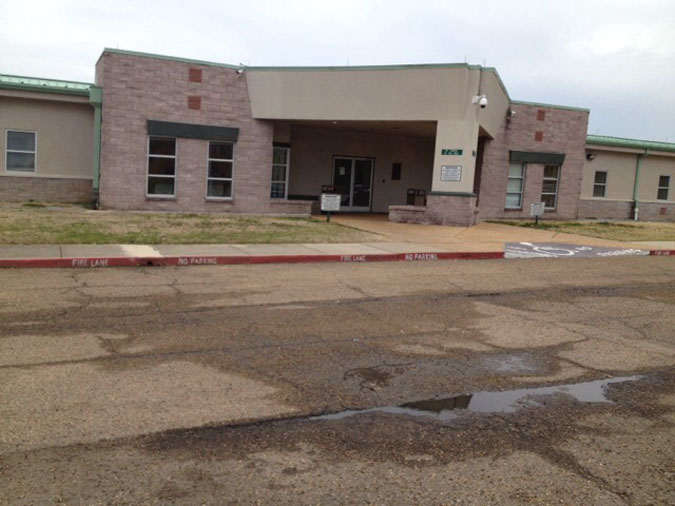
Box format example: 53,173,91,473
207,141,234,199
593,171,607,197
6,130,36,172
541,165,560,209
271,146,289,199
658,175,670,201
505,162,525,209
147,137,176,196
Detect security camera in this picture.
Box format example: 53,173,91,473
472,95,488,109
236,69,244,75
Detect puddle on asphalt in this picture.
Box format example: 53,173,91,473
312,375,642,422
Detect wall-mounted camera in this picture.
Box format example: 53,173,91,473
472,94,488,109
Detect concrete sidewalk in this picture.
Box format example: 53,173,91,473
0,219,672,268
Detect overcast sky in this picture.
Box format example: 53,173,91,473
2,0,674,141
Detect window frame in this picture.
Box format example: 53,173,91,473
146,136,177,198
541,164,561,210
657,175,670,201
505,162,525,209
271,146,290,199
206,140,235,200
592,170,607,198
5,129,37,173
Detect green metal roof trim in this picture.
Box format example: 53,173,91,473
0,74,93,96
586,135,675,153
511,100,589,113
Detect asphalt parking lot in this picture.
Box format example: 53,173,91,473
1,257,674,505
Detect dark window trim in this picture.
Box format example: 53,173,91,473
147,120,238,142
510,150,565,165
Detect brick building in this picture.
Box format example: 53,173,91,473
1,48,673,224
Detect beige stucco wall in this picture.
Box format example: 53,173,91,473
582,149,675,203
288,125,435,212
0,94,94,180
248,66,510,197
581,151,637,201
639,155,675,203
247,67,474,121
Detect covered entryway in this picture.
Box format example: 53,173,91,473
272,120,436,213
332,156,374,211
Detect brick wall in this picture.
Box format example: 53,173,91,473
96,52,292,213
577,199,633,220
0,176,92,203
639,202,675,221
426,194,478,226
478,103,589,220
578,199,675,222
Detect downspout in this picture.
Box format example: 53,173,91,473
89,86,103,209
632,148,649,221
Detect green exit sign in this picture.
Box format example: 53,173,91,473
441,148,463,155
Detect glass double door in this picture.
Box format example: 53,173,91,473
332,157,373,212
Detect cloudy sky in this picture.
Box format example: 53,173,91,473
2,0,674,141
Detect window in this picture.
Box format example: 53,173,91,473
391,162,402,181
593,171,607,197
270,146,289,199
147,136,176,196
6,130,36,172
207,141,234,198
505,162,525,208
658,175,670,200
541,165,560,209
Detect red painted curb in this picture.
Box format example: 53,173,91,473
650,250,675,256
0,251,504,269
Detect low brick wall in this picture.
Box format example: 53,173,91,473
388,205,430,224
577,199,632,220
426,194,478,226
0,176,92,203
577,199,675,222
637,202,675,222
389,195,478,226
269,199,313,215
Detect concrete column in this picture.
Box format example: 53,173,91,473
431,119,479,194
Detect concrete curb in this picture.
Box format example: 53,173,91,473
0,251,504,269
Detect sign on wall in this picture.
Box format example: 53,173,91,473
441,148,463,156
440,165,462,181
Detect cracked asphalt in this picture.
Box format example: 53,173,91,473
1,257,675,505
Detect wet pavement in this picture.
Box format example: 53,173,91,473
312,375,644,421
1,257,674,505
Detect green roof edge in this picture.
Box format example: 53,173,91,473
0,73,93,96
511,100,589,113
587,134,675,153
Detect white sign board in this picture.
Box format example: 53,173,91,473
440,165,462,181
321,193,341,212
530,202,545,217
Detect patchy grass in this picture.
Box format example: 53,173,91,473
0,203,383,245
491,219,675,242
